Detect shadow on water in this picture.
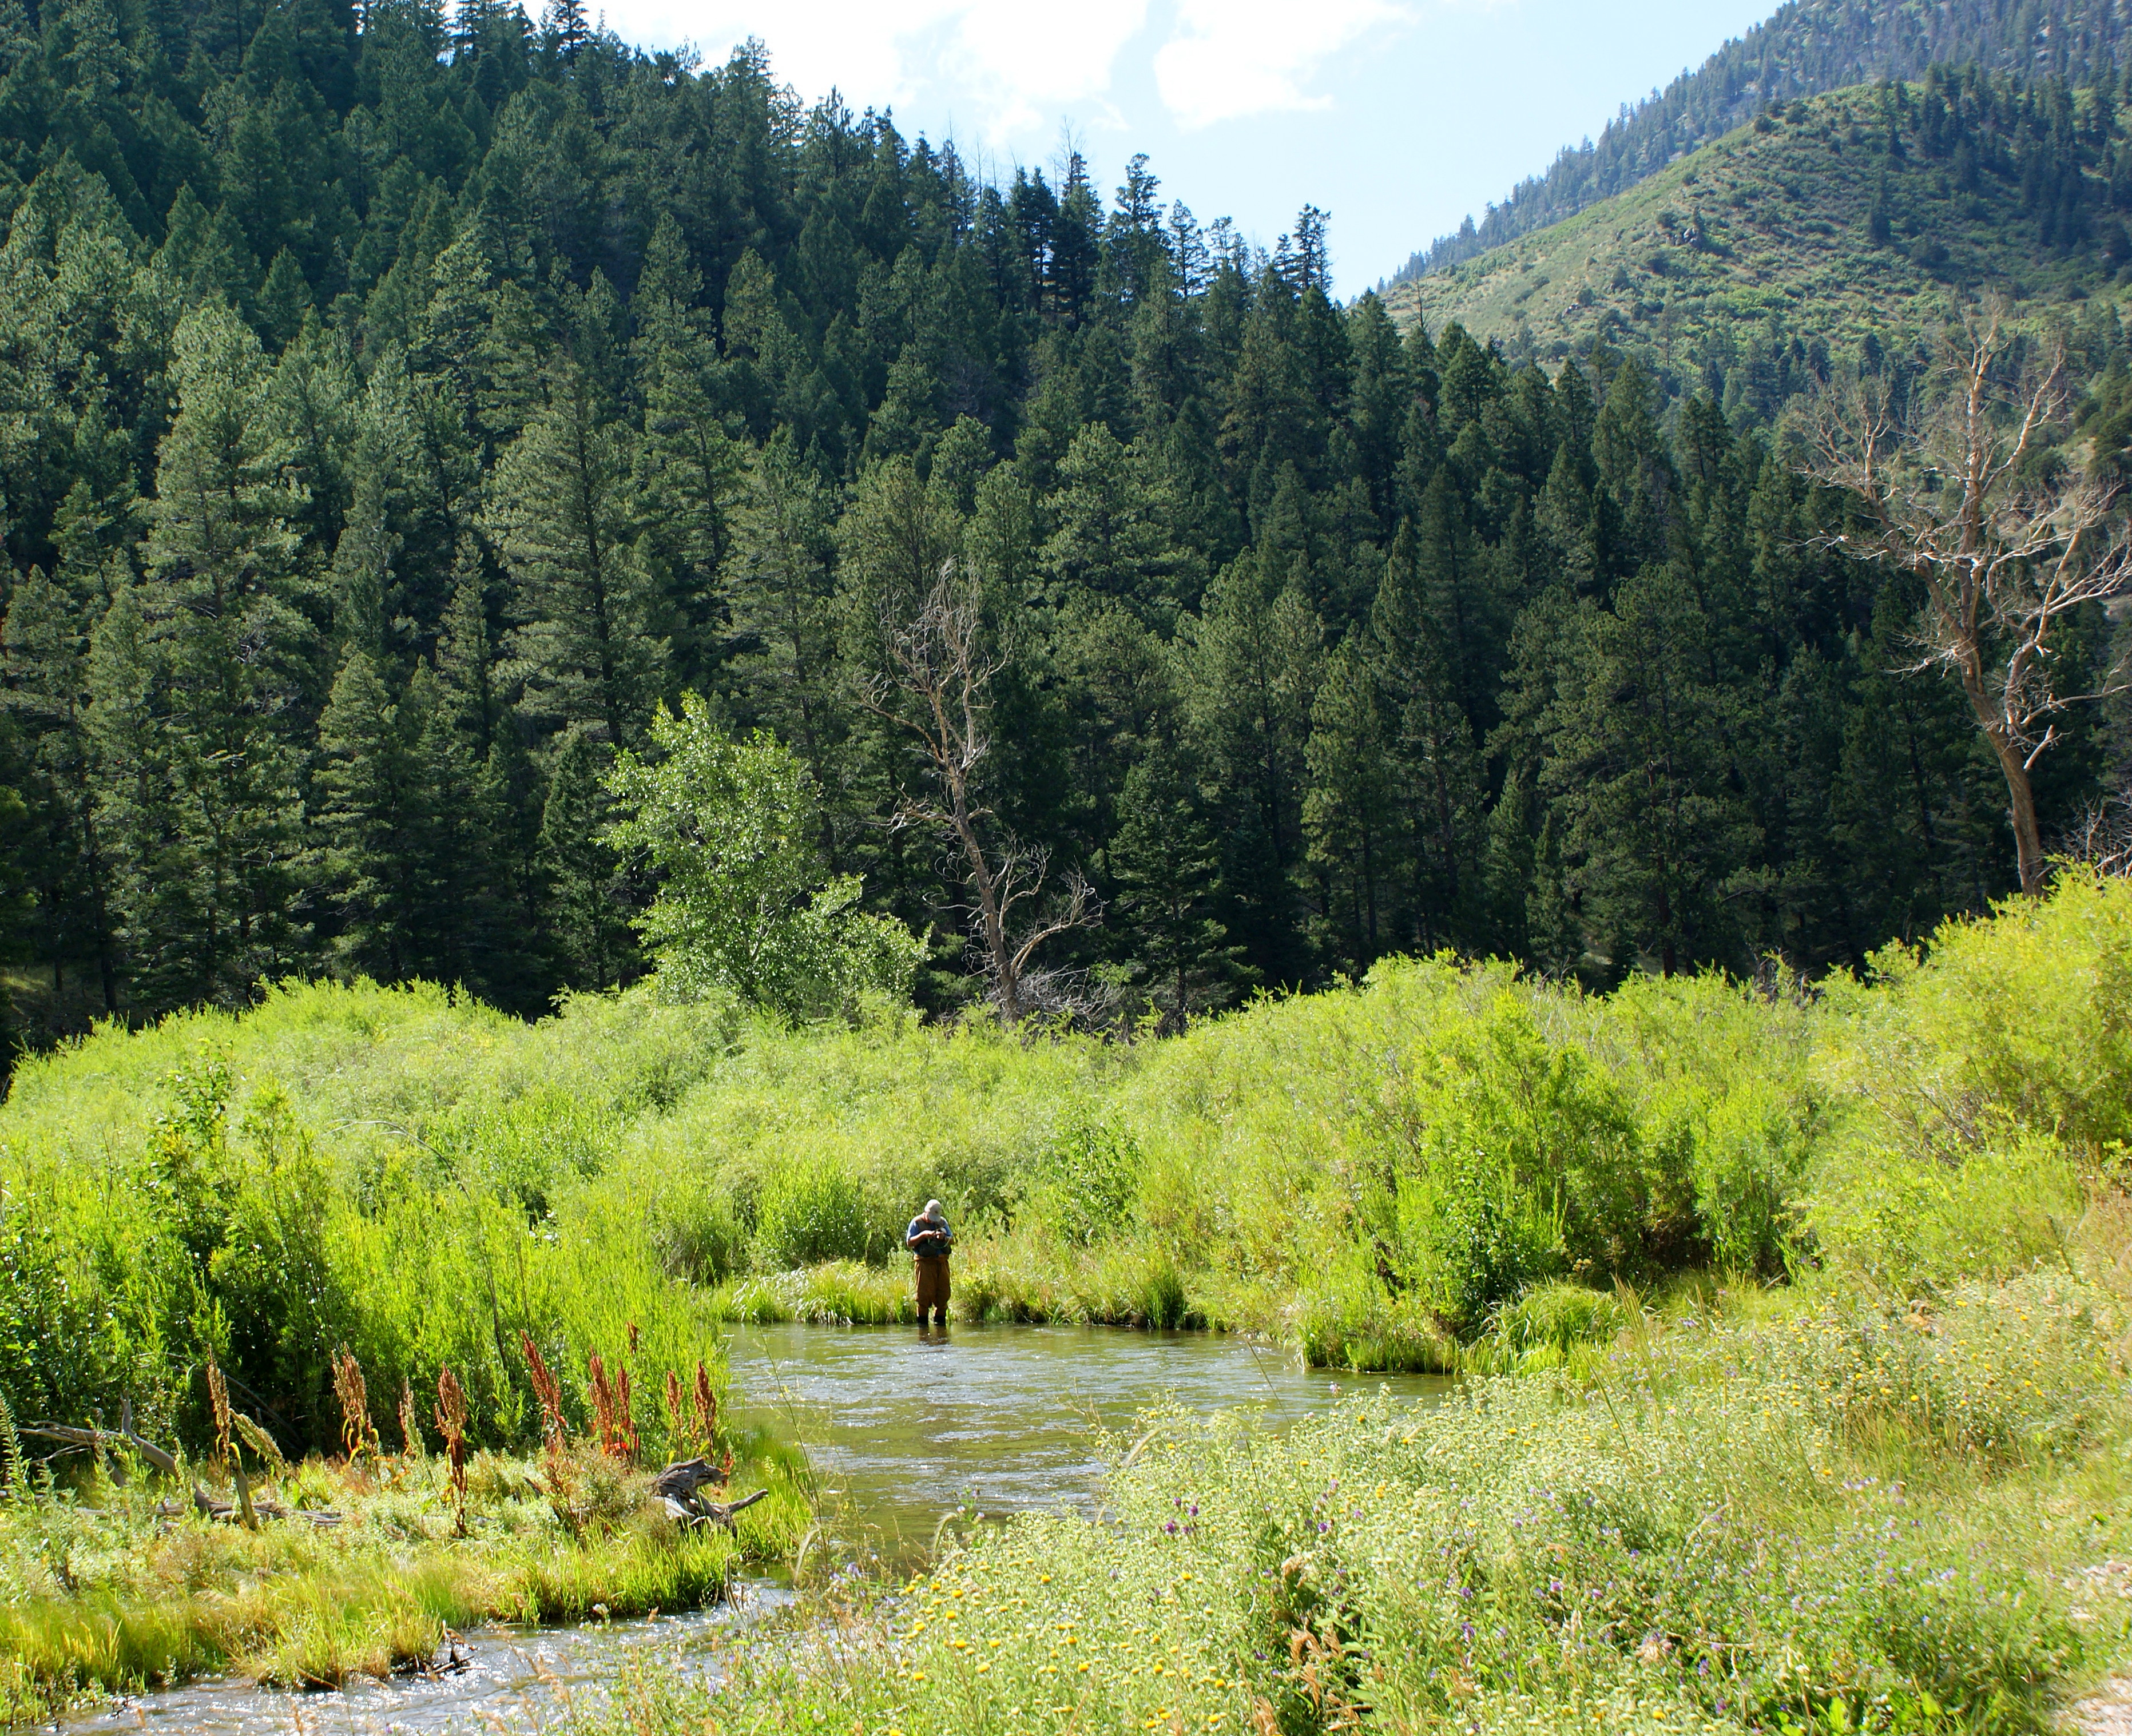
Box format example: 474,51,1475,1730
70,1324,1449,1734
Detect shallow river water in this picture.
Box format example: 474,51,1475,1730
68,1324,1450,1735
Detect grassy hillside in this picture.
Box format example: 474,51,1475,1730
1387,80,2125,390
1385,0,2132,284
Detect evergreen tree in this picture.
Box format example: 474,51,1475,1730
1371,521,1485,950
118,305,315,1005
1183,553,1321,986
1303,638,1397,965
0,6,2113,1031
489,356,667,746
1537,566,1750,978
1110,736,1241,1028
312,649,424,979
538,728,631,990
2,568,117,1007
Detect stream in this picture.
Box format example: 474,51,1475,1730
65,1325,1451,1735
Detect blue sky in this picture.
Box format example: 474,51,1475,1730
599,0,1778,292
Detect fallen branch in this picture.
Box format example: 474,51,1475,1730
20,1425,180,1479
649,1457,765,1531
158,1492,343,1527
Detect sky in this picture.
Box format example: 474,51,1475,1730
594,0,1779,293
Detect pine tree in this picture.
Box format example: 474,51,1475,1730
1111,736,1241,1028
1182,551,1322,985
256,249,312,349
1303,638,1396,966
1040,424,1202,631
312,649,424,980
1369,521,1485,951
1536,565,1749,978
538,728,632,990
118,305,315,1007
1,567,118,1008
632,214,741,689
541,0,585,57
488,357,667,747
404,661,511,994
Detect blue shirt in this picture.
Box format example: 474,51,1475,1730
906,1215,952,1256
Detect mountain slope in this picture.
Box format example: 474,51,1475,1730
1385,70,2130,408
1386,0,2132,289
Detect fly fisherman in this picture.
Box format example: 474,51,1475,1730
906,1198,953,1329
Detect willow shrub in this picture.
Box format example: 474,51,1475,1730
7,876,2131,1451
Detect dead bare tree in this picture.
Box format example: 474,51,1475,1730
1803,301,2132,895
861,562,1099,1023
2060,782,2132,877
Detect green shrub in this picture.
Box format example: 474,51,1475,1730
1847,871,2132,1155
1023,1114,1138,1246
612,1271,2111,1736
1809,1133,2085,1293
754,1161,882,1267
644,1174,747,1284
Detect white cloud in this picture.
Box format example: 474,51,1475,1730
603,0,1403,144
1153,0,1406,129
614,2,1150,141
943,1,1151,136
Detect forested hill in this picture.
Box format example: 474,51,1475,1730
0,0,2123,1061
1389,67,2132,404
1385,0,2132,288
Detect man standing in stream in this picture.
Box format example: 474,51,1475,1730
906,1198,952,1329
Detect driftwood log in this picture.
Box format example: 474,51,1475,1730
650,1457,767,1531
160,1490,344,1527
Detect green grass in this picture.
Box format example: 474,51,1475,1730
563,1258,2132,1736
9,874,2132,1458
10,872,2132,1730
0,1440,810,1719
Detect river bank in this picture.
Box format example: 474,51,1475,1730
0,1437,809,1723
568,1262,2132,1736
16,1324,1439,1731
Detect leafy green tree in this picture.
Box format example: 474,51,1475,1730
606,692,920,1019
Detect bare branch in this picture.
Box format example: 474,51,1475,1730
1801,303,2132,895
859,561,1099,1022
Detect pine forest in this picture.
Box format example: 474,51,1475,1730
6,0,2131,1053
